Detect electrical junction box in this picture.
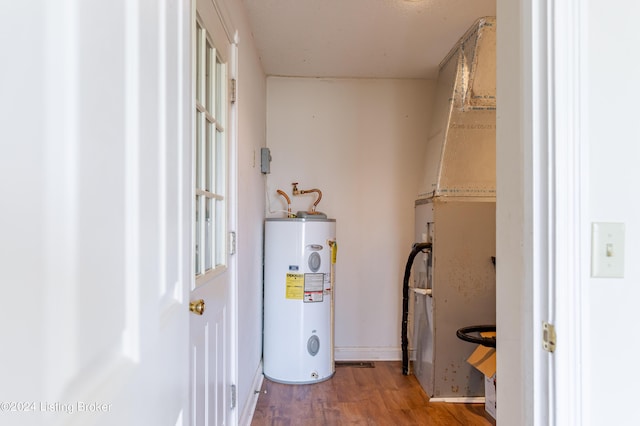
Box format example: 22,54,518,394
261,147,271,174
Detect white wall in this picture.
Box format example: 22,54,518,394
587,1,640,424
224,0,267,420
265,77,435,359
496,0,533,423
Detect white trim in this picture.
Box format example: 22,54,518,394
228,36,240,426
211,0,235,44
157,0,168,299
548,0,588,425
334,347,401,361
178,0,191,309
239,361,264,426
124,0,141,362
527,0,552,421
526,0,588,424
43,0,80,390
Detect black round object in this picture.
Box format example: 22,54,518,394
456,324,496,348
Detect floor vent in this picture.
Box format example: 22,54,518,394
335,361,375,368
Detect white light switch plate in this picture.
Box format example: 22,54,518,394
591,222,625,278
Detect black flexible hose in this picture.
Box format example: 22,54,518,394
402,242,432,375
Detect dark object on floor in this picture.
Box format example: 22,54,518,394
335,361,375,368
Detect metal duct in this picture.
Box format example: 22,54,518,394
417,17,496,200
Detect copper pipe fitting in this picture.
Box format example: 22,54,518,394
300,188,322,212
276,189,292,217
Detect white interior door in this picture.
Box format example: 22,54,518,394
190,1,236,425
0,2,192,426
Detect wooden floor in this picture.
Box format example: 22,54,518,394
251,361,496,425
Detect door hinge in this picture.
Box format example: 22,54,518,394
230,78,237,104
230,384,237,409
542,321,556,353
228,231,236,255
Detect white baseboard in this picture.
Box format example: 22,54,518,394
238,360,264,426
334,346,402,361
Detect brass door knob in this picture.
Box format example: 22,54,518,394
189,299,206,315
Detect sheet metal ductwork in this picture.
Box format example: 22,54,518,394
408,17,497,401
417,16,496,200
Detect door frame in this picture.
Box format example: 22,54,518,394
497,0,588,424
543,1,589,424
228,30,240,426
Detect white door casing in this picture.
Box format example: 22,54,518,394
527,1,588,424
190,0,237,425
1,1,192,426
544,1,588,425
497,0,587,424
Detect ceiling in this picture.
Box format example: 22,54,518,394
241,0,496,79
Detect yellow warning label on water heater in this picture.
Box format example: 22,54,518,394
285,273,304,300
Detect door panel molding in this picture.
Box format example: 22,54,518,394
2,1,192,424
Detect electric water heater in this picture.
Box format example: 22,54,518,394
263,217,336,384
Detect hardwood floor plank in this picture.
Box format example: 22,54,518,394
251,361,496,426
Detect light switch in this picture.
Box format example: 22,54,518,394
591,222,625,278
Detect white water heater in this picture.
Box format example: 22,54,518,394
263,217,336,384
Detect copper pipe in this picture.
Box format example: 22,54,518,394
276,189,292,217
292,182,323,213
300,188,322,212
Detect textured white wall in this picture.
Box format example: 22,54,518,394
265,77,435,359
588,1,640,423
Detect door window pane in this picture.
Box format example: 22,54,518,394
194,19,227,278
